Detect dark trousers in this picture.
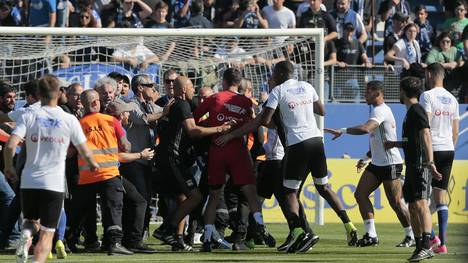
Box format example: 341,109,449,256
67,177,124,246
224,180,249,236
120,162,152,230
122,177,147,245
0,177,21,248
65,171,98,245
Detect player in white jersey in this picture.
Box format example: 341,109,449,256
419,63,459,254
325,81,415,247
3,75,98,263
216,61,358,253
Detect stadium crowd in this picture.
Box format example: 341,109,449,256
0,0,467,102
0,0,464,263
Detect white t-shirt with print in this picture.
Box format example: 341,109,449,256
13,106,87,193
265,79,321,146
419,87,459,151
369,103,403,166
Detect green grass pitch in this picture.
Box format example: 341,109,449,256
1,223,466,262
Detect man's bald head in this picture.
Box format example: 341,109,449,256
174,76,195,100
81,89,100,114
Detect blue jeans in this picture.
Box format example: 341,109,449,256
0,172,21,248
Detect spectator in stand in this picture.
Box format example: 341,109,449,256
262,0,295,43
74,0,102,28
28,0,56,26
385,23,425,77
203,0,216,21
116,0,152,28
219,0,241,28
351,0,371,19
56,0,69,27
461,25,468,102
262,0,295,29
383,12,407,56
98,0,120,27
78,7,99,27
335,23,372,68
426,32,465,92
298,0,337,42
378,0,410,38
414,5,435,61
144,1,173,28
188,0,213,28
334,22,372,101
173,0,191,28
296,0,327,23
0,0,20,26
441,0,468,51
331,0,367,44
233,0,268,28
443,0,457,19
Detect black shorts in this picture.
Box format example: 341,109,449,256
432,151,454,190
365,163,403,181
403,167,432,203
21,189,64,229
283,137,328,189
158,157,197,196
257,160,283,199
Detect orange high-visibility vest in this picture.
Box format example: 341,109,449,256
78,113,120,185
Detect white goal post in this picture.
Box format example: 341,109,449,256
0,27,325,225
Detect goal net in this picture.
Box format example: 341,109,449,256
0,27,325,224
0,28,324,100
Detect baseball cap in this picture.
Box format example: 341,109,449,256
106,100,133,116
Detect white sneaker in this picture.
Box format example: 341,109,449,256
16,232,32,263
193,233,203,245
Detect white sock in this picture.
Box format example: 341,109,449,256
364,219,377,238
204,224,215,242
404,226,414,239
253,212,264,225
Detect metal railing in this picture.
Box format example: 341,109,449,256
328,65,402,103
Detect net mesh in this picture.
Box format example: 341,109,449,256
0,34,319,99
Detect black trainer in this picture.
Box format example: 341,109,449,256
397,236,416,247
408,248,434,262
347,229,358,246
157,228,176,245
287,232,319,253
108,243,133,256
172,235,192,252
199,242,212,252
294,233,320,253
127,242,157,254
232,241,251,251
256,224,276,248
84,240,101,253
356,233,379,247
277,233,294,252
